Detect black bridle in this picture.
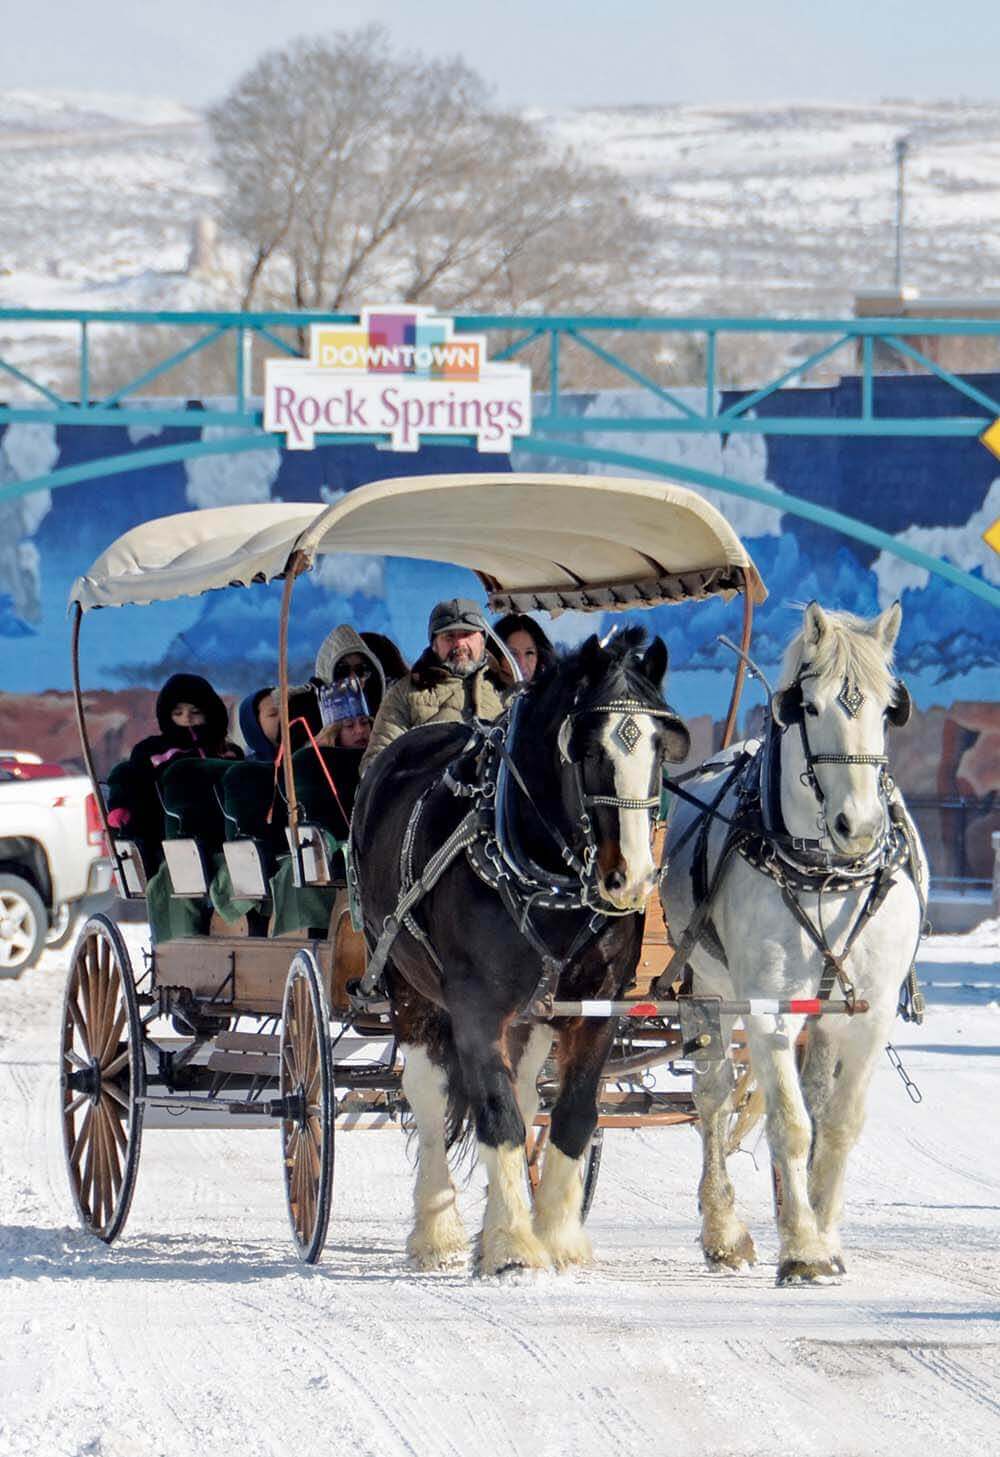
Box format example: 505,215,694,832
788,669,891,811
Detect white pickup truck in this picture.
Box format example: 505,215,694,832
0,754,113,977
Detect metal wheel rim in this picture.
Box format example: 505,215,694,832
0,888,38,971
279,951,334,1264
581,1126,604,1224
60,915,145,1242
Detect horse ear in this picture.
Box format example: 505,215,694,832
640,636,668,687
804,601,829,647
872,600,903,653
887,678,912,727
578,634,606,681
661,713,690,764
772,683,802,729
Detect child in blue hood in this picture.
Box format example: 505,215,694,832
238,687,281,763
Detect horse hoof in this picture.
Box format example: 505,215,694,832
776,1257,841,1287
406,1221,469,1271
830,1253,847,1276
704,1230,756,1271
475,1228,551,1278
534,1221,594,1271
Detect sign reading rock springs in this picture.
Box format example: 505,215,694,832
264,307,532,452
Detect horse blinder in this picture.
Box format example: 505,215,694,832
771,683,803,729
886,678,911,727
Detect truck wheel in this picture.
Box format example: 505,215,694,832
46,904,76,949
0,874,48,979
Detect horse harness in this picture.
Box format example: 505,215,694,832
657,667,927,1022
353,689,673,1015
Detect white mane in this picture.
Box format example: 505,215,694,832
780,609,896,704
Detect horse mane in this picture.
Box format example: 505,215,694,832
780,609,895,703
531,626,660,730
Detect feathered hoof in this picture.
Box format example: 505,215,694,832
535,1220,594,1271
830,1252,847,1275
776,1256,841,1287
475,1225,551,1278
703,1230,757,1271
406,1216,469,1272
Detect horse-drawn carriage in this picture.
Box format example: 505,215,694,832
61,472,918,1280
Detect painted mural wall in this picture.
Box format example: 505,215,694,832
1,377,997,879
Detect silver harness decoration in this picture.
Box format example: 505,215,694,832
353,689,674,1007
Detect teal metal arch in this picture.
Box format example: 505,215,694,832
1,308,998,607
6,426,997,610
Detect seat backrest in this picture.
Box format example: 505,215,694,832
159,757,232,853
221,760,287,850
291,745,362,841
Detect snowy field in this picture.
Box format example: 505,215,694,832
1,922,997,1457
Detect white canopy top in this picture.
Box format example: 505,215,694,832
70,473,765,614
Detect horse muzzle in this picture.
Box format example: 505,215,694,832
596,864,655,912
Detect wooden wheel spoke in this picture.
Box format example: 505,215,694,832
70,1105,93,1170
99,1004,127,1068
78,951,95,1038
302,1027,319,1091
91,1110,109,1226
98,1101,123,1194
101,1079,130,1111
103,1097,129,1158
80,1125,97,1213
299,1150,315,1236
86,939,106,1040
304,1119,322,1179
66,1049,89,1071
101,1048,130,1081
282,1036,300,1090
64,1090,89,1117
67,993,91,1058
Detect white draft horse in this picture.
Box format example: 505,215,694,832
661,603,927,1284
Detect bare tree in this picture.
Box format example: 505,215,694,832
209,27,657,353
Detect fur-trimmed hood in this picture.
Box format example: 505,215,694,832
314,625,386,697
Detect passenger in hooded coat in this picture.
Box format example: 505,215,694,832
129,673,243,778
237,686,280,764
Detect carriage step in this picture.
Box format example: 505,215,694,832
206,1049,280,1077
215,1031,280,1054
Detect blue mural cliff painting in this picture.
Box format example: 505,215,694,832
2,374,996,880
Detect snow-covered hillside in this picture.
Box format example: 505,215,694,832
3,91,1000,322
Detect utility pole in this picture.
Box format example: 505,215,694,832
894,136,909,294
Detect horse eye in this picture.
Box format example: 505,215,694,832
804,703,819,718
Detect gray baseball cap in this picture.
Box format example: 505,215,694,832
428,597,488,640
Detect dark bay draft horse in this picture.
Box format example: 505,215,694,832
351,629,690,1275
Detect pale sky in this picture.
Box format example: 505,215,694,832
2,0,998,111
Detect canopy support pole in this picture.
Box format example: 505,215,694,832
720,570,754,749
70,603,120,878
278,552,307,832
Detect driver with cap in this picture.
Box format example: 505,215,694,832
359,598,511,773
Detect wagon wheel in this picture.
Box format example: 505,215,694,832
60,914,145,1242
580,1126,604,1223
279,949,335,1264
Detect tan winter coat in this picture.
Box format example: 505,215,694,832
359,647,510,774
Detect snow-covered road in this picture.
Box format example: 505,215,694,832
2,926,997,1457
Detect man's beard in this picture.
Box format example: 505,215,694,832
446,651,484,677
